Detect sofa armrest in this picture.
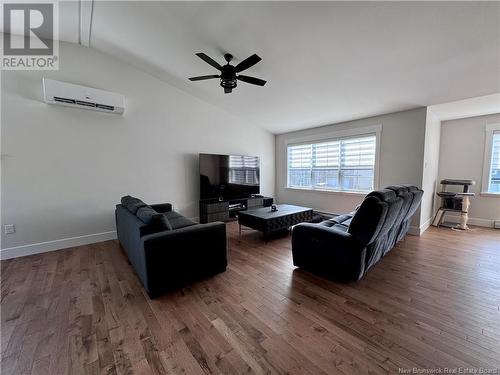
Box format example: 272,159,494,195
150,203,172,213
330,214,353,225
140,222,227,297
293,223,354,248
292,223,365,281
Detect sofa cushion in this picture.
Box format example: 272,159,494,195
164,211,196,230
332,224,348,233
319,219,335,228
319,213,352,228
126,197,147,214
342,218,353,227
121,195,134,207
137,206,173,230
365,189,402,238
155,215,173,230
404,185,424,220
386,185,414,246
366,188,396,202
150,203,172,213
136,206,158,224
348,196,388,245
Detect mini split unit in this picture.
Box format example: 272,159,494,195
42,78,125,114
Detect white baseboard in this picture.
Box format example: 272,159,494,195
410,218,432,236
442,214,495,228
420,218,431,234
0,231,117,260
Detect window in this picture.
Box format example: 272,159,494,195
229,155,259,185
287,134,377,192
486,131,500,193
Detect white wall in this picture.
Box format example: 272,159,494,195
438,113,500,226
275,108,427,228
419,108,441,231
1,42,275,256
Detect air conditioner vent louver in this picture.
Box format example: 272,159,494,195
75,100,96,107
54,96,75,104
96,104,114,111
43,78,124,114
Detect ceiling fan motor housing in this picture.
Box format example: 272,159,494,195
220,65,237,89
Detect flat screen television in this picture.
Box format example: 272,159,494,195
200,153,260,200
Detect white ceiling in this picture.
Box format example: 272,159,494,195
19,1,500,133
430,93,500,122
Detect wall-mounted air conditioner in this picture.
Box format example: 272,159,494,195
42,78,125,114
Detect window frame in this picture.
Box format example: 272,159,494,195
285,125,381,194
481,123,500,196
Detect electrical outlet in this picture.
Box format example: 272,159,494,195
4,224,15,234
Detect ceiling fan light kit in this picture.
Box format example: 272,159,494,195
189,52,266,94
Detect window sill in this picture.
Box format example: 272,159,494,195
480,192,500,198
284,187,369,197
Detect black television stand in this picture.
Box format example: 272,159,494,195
199,196,274,223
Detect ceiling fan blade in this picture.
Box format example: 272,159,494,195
195,53,222,71
235,54,261,72
189,75,220,81
237,75,267,86
224,87,232,94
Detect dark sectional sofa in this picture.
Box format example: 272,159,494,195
115,196,227,298
292,185,423,281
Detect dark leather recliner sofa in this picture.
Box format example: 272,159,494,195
291,185,423,281
115,196,227,298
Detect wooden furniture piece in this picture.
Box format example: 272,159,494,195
199,196,273,223
432,179,475,230
238,204,313,236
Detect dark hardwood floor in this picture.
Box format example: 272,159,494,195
1,223,499,374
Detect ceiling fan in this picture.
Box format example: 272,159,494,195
189,53,266,94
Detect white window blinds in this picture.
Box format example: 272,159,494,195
229,155,260,185
287,134,376,192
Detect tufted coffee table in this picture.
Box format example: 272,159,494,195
238,204,313,237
